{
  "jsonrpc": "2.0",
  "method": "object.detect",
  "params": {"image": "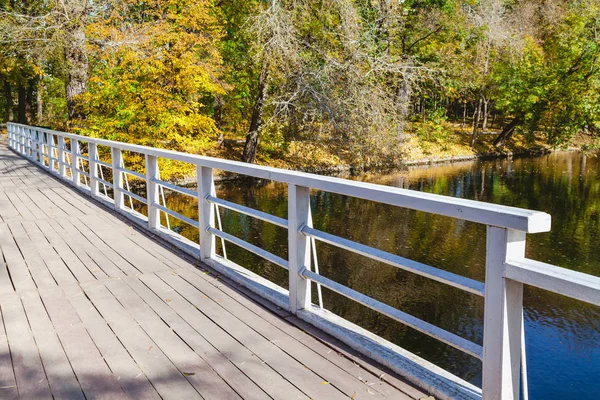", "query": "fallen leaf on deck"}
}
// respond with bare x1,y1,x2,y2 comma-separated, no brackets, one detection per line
320,381,330,385
183,372,196,376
